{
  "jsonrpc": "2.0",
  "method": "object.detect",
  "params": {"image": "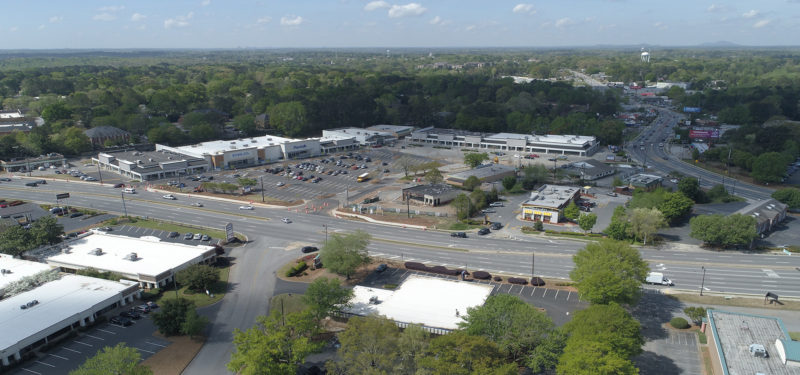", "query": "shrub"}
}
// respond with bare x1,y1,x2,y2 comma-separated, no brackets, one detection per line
508,277,528,285
383,284,398,289
472,271,492,280
530,277,545,286
493,276,502,282
286,261,308,277
670,317,690,329
405,262,426,271
534,221,544,231
698,332,707,344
